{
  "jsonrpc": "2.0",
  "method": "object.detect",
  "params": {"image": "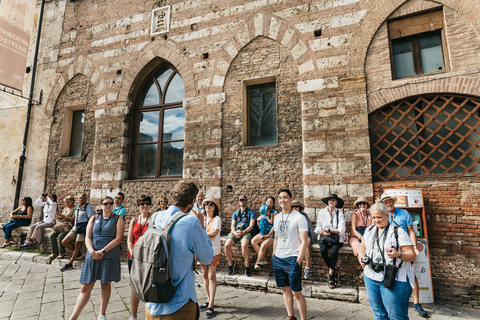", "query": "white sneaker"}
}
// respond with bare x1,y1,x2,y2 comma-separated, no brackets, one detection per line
98,315,106,320
128,317,137,320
